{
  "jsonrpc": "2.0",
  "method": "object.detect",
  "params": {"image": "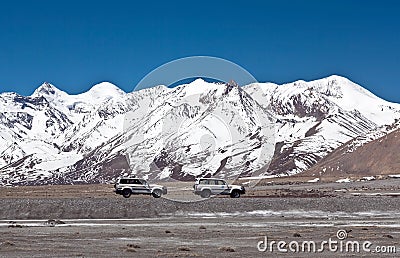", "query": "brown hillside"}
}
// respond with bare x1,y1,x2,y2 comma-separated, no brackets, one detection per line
303,129,400,179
